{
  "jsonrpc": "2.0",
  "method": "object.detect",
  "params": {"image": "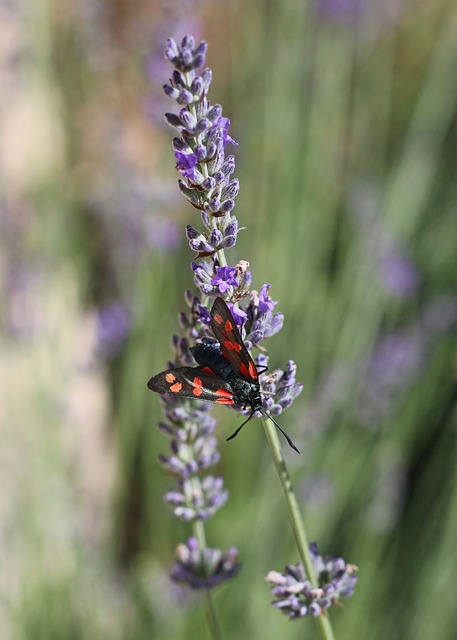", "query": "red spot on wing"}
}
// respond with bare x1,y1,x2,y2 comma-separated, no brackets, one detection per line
239,362,249,377
224,319,233,331
213,312,224,325
215,388,234,404
169,382,182,393
202,366,214,374
223,340,242,353
165,373,176,383
192,377,204,397
216,388,233,398
248,361,258,379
